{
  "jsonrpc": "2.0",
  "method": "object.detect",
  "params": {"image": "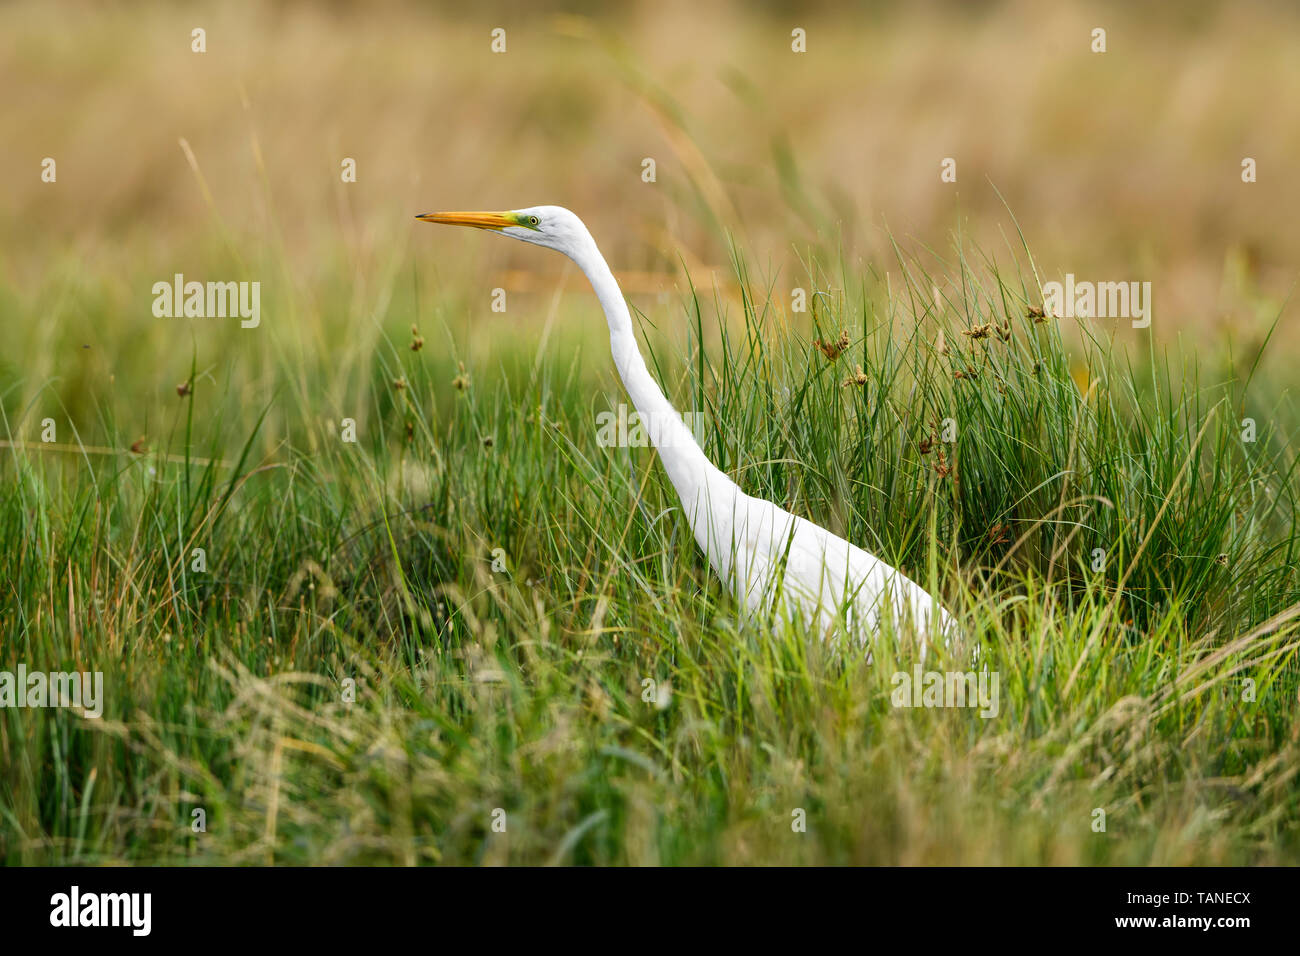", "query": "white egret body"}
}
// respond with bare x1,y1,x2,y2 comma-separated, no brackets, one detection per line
418,206,954,650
